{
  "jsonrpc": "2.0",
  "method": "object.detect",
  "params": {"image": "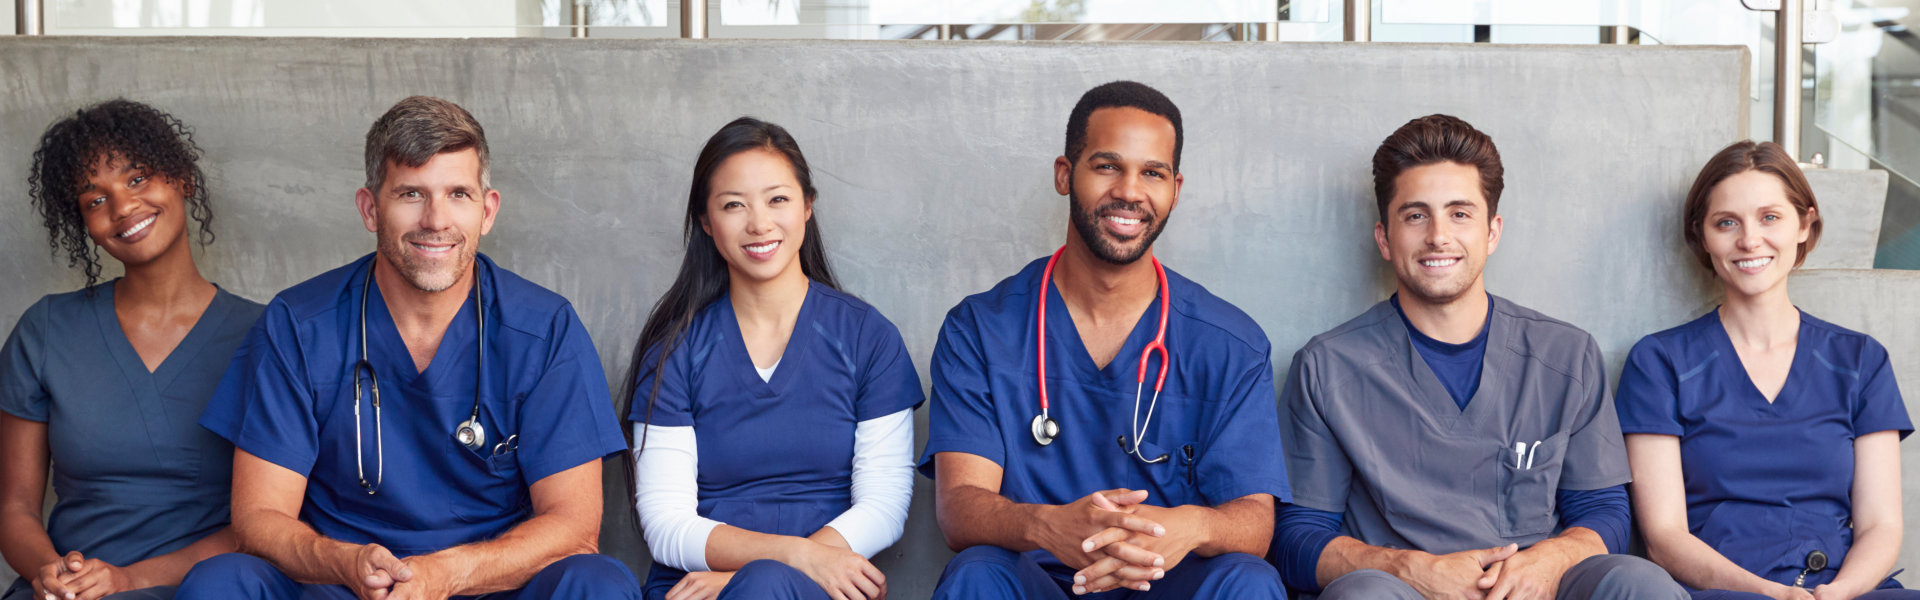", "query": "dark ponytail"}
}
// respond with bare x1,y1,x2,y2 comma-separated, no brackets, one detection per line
621,117,840,452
